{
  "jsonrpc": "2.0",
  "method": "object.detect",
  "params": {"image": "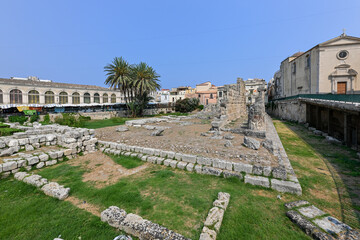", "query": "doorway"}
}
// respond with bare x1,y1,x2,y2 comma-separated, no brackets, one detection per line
337,82,347,94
